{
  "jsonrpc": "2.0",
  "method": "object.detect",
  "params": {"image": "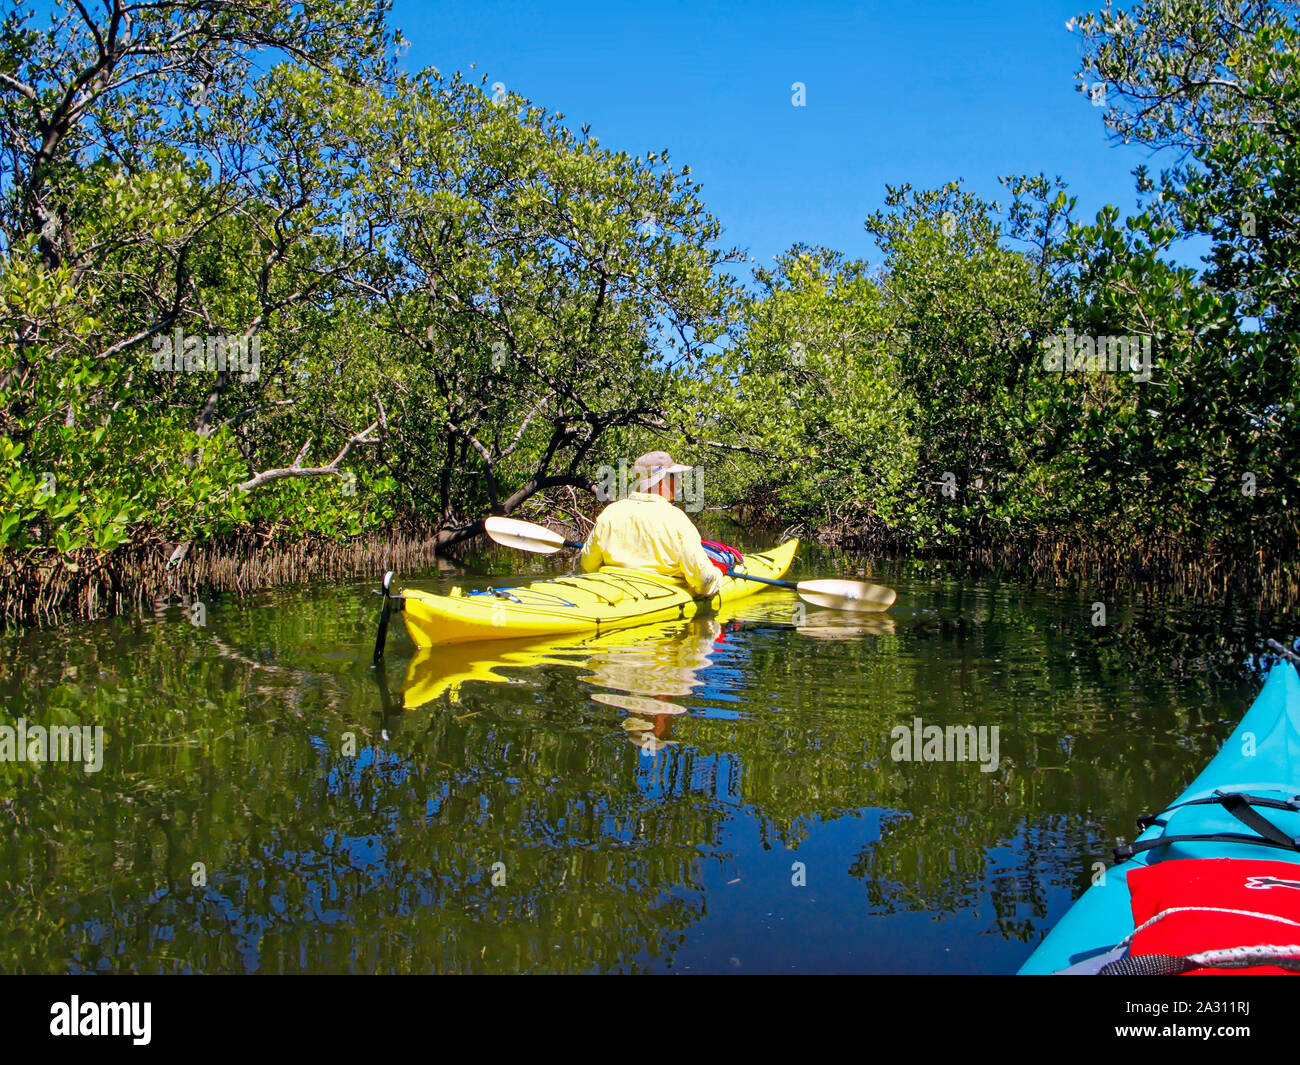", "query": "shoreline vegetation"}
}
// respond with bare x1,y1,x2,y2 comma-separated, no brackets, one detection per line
7,503,1296,629
3,3,1299,632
